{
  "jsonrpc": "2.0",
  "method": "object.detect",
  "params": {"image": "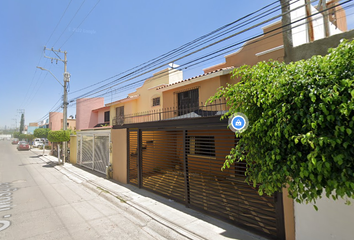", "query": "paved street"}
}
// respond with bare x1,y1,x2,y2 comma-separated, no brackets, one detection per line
0,141,165,240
